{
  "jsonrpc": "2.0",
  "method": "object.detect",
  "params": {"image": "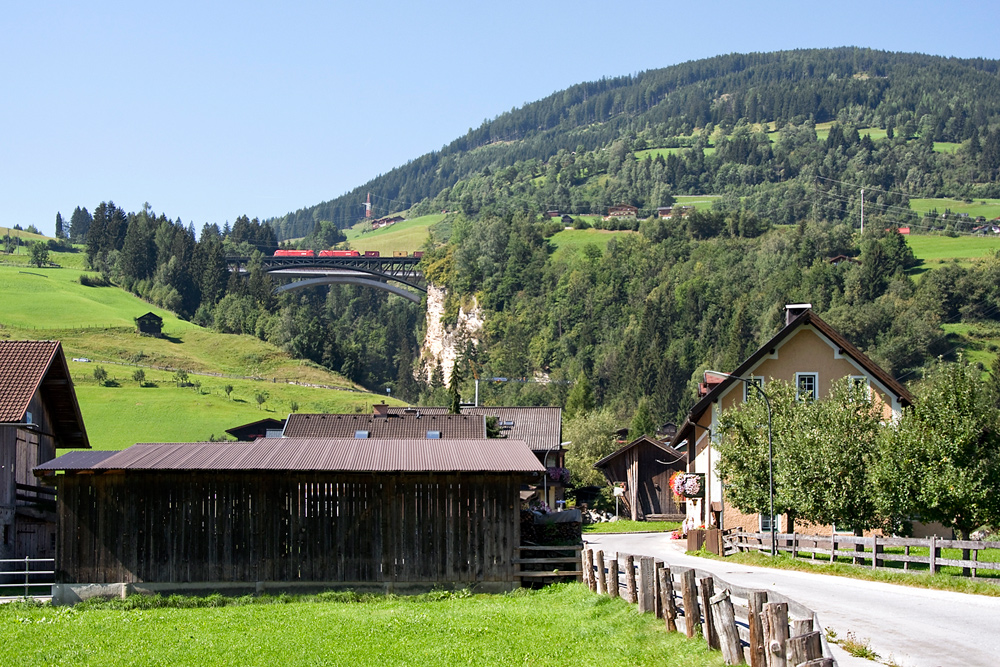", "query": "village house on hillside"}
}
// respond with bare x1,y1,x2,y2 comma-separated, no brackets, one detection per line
0,341,89,561
135,312,163,337
670,304,915,536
